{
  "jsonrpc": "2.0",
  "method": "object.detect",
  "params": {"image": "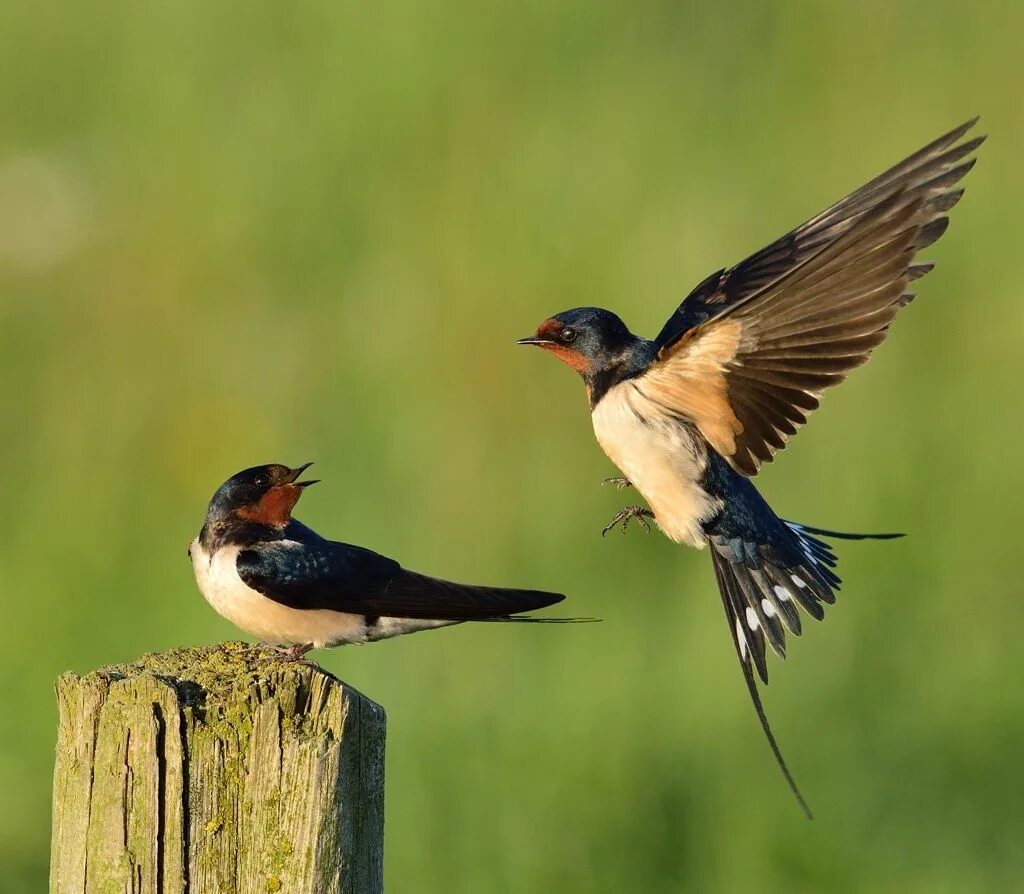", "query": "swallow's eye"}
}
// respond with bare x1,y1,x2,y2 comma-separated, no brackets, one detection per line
560,327,577,343
254,474,270,489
